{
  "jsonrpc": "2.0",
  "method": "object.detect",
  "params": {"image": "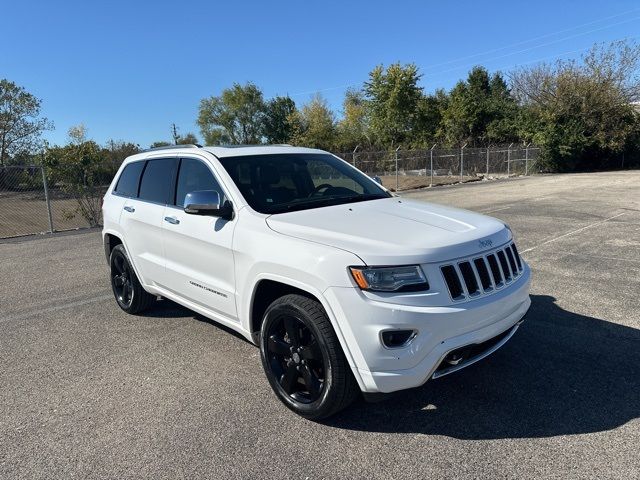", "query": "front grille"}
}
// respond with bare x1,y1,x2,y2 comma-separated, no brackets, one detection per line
440,242,524,302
